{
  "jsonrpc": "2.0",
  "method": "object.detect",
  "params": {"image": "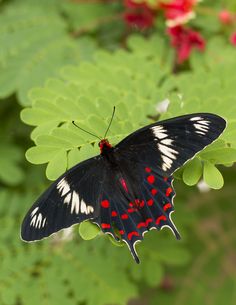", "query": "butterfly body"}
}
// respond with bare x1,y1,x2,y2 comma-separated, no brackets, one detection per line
21,113,226,263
